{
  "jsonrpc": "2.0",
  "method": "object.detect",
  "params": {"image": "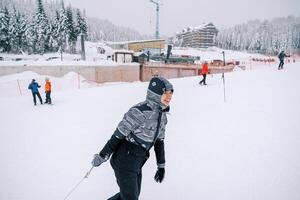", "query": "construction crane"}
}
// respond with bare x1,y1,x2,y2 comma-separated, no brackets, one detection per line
149,0,161,39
